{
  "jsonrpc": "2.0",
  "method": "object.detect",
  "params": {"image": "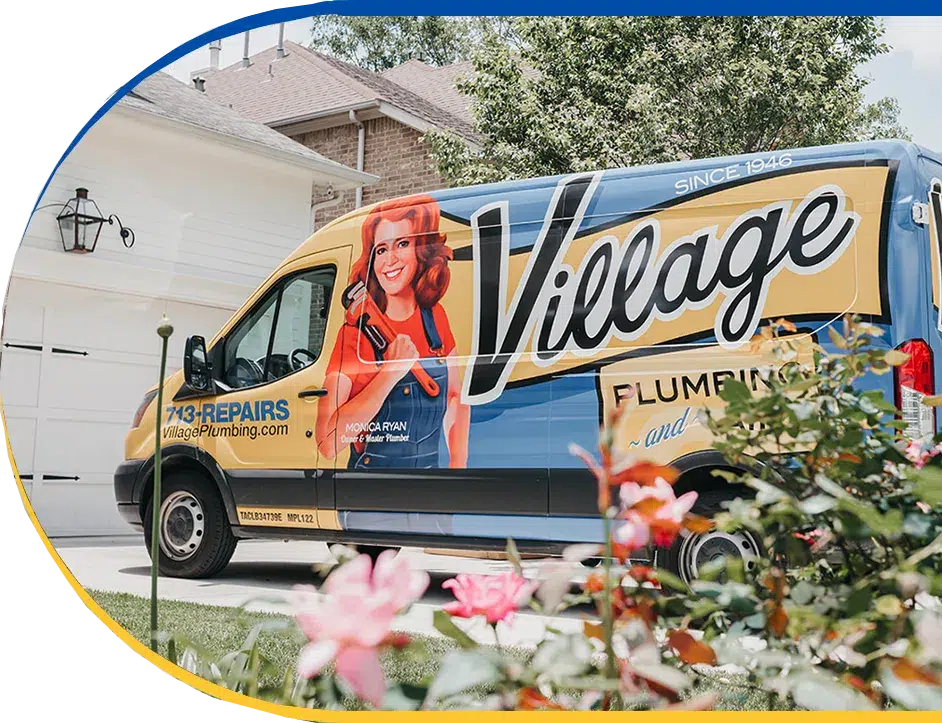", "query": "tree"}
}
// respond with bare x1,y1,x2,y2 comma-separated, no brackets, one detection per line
428,17,909,186
309,15,517,72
